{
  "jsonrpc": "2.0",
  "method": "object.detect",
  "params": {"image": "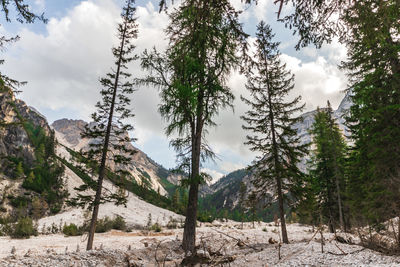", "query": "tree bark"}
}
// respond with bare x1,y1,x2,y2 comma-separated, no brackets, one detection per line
276,176,289,243
182,129,201,253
